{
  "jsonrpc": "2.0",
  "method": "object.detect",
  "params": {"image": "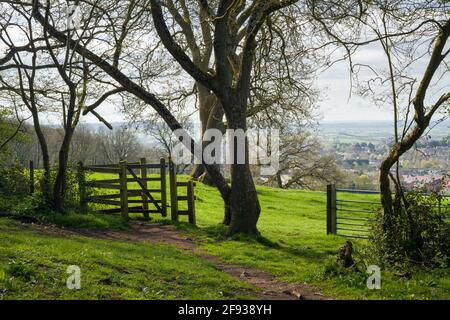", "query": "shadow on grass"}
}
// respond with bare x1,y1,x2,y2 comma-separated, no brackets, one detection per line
167,219,337,262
